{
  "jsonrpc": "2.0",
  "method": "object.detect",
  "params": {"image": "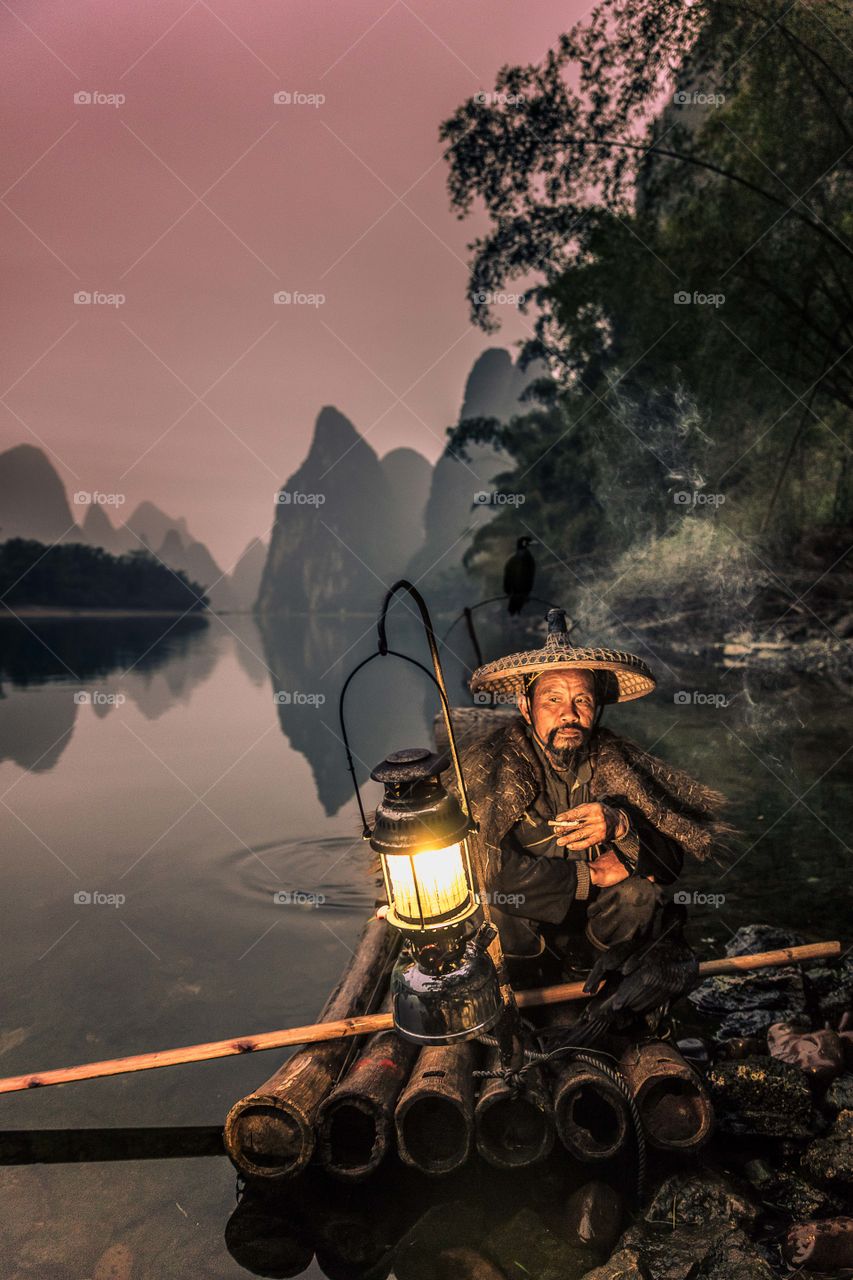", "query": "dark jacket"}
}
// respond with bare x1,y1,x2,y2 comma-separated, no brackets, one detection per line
445,715,731,956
